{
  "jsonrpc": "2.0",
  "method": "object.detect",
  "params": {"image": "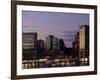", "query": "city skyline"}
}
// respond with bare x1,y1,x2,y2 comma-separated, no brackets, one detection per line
22,11,89,47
